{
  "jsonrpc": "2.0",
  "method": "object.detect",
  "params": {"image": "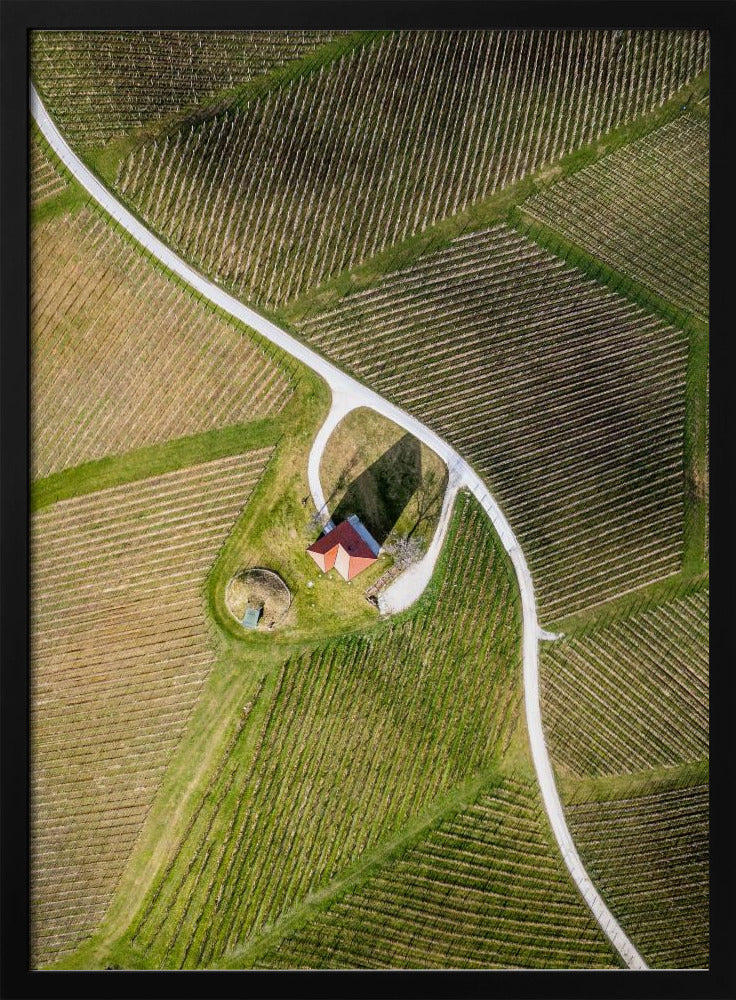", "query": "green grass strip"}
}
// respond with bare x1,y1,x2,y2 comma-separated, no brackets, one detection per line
549,570,709,636
559,758,709,807
31,418,281,512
